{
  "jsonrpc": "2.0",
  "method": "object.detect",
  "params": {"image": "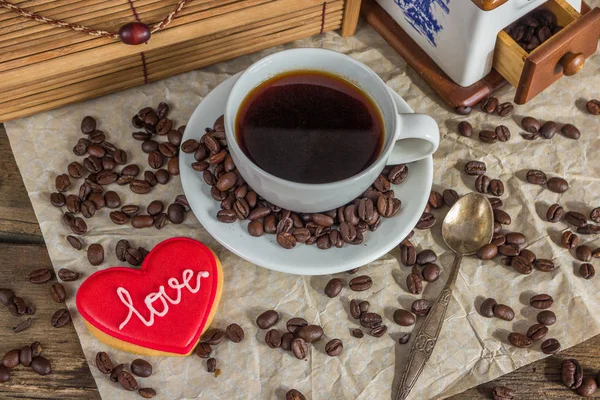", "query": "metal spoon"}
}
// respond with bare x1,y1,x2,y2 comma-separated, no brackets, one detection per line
396,192,494,400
